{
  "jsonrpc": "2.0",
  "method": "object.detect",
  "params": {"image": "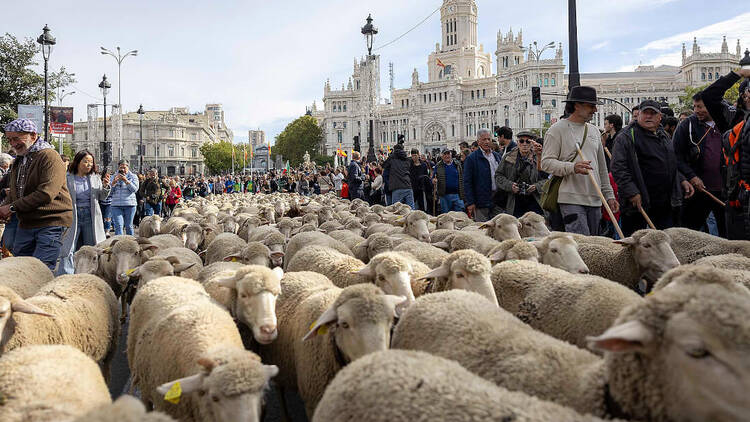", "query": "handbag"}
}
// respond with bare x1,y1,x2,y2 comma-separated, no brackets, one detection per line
541,124,588,212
